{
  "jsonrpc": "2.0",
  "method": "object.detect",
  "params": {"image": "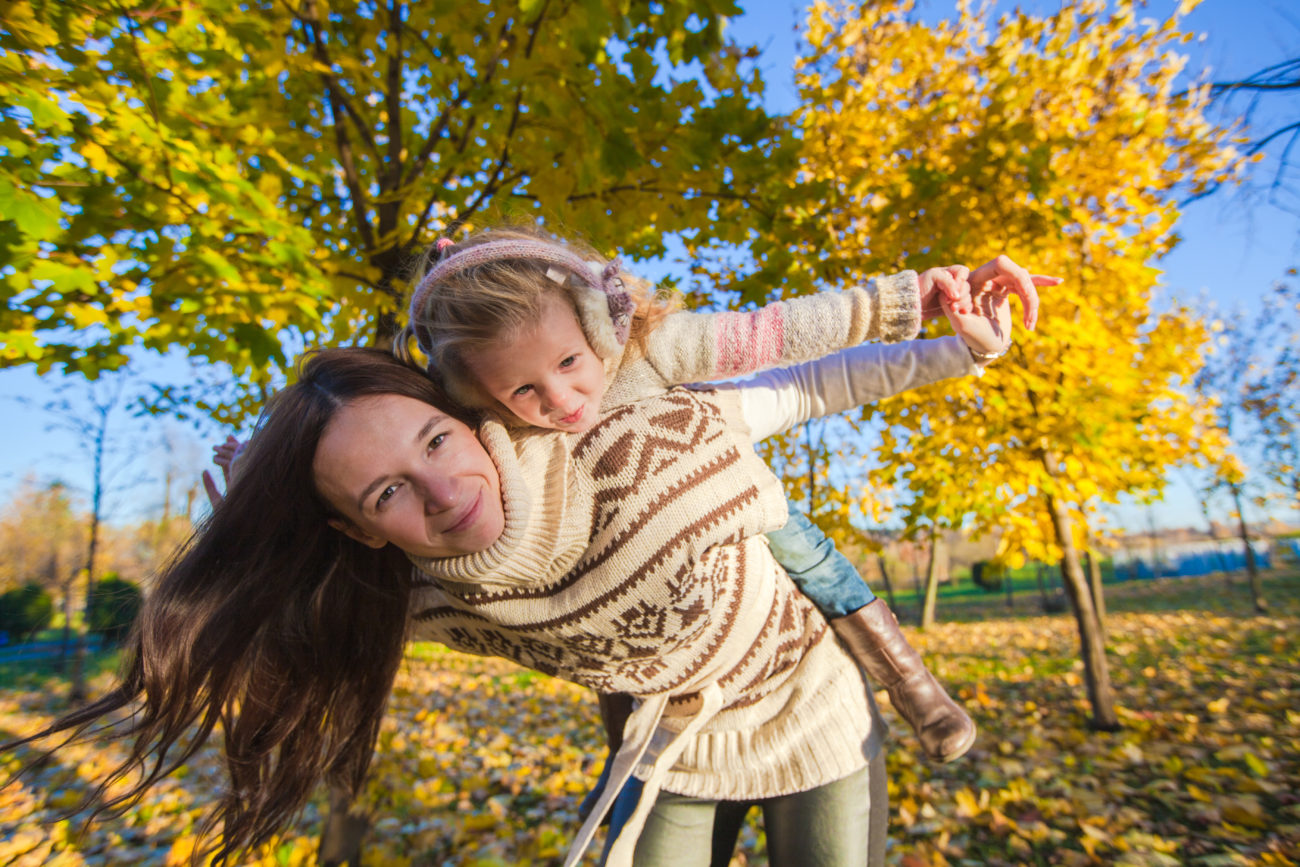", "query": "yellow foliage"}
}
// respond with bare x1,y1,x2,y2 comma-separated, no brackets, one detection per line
786,0,1243,563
